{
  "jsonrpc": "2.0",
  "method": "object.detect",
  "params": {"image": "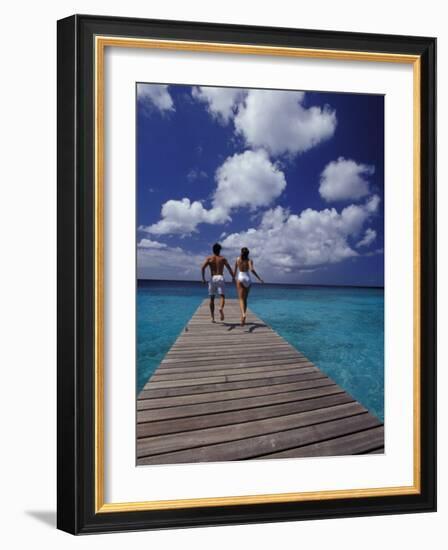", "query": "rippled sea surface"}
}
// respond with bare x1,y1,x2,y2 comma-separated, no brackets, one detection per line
137,280,384,421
